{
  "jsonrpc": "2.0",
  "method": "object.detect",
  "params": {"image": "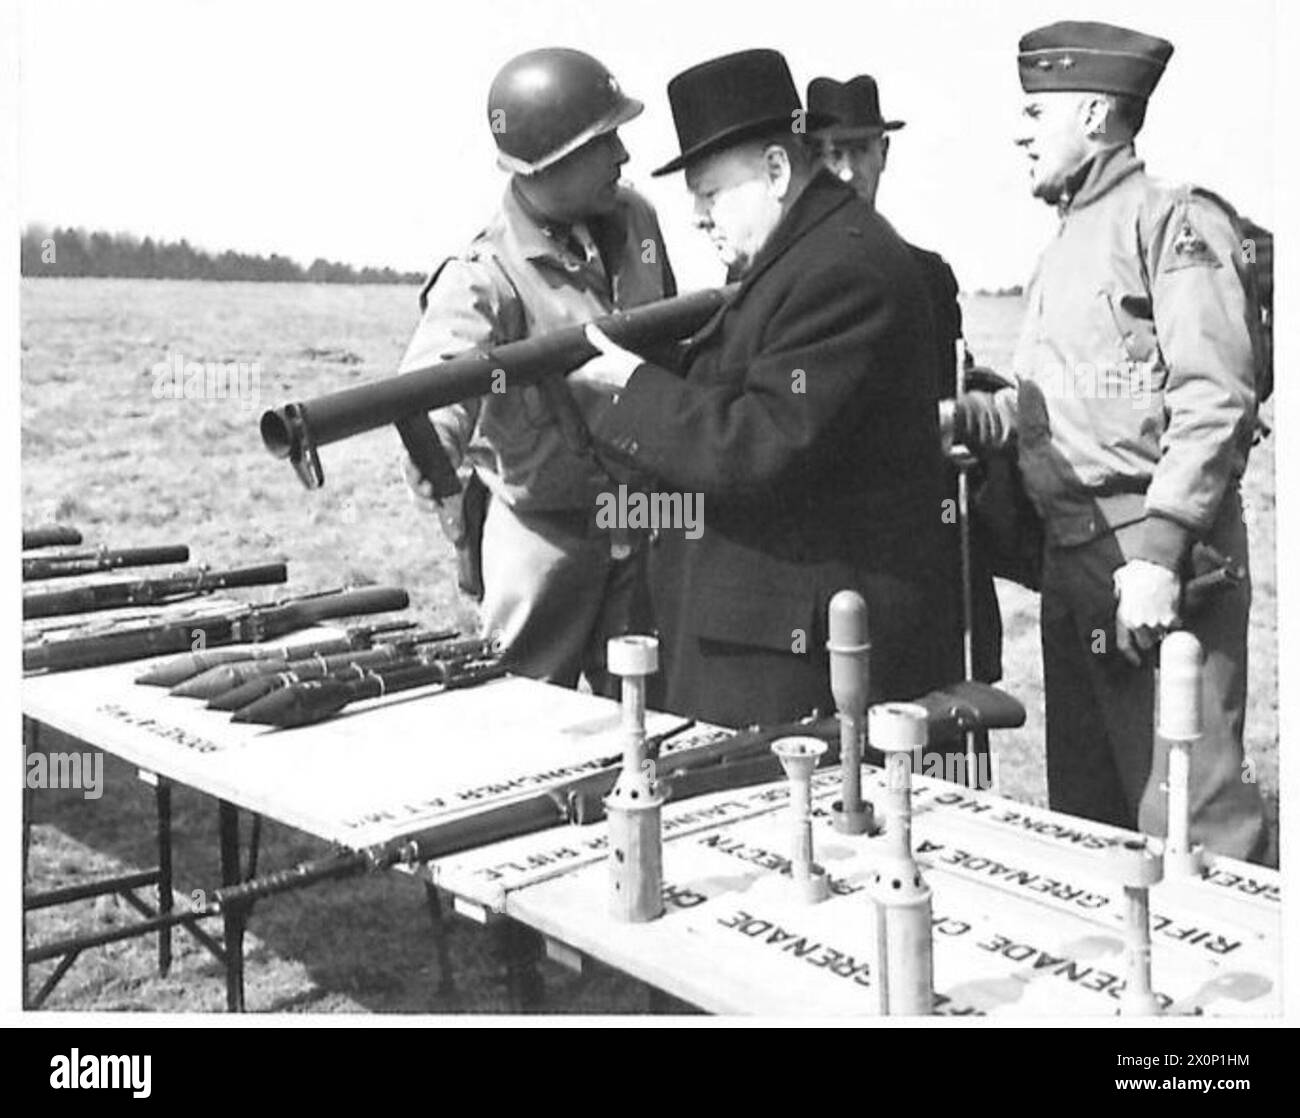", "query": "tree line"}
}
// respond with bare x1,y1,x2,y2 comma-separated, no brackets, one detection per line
20,226,425,285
